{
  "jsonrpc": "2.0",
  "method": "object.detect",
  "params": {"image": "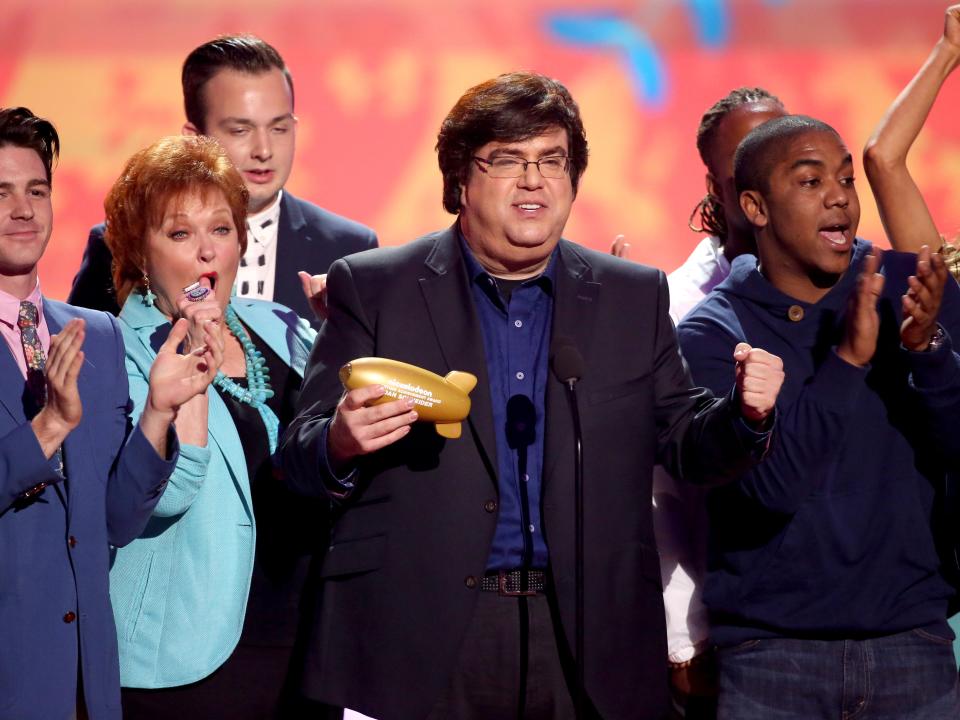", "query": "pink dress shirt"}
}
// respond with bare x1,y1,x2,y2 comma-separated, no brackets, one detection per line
0,281,51,380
